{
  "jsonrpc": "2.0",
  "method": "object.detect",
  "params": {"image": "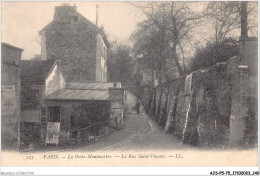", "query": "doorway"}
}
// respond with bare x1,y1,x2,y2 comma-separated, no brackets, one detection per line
48,106,61,122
